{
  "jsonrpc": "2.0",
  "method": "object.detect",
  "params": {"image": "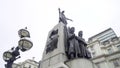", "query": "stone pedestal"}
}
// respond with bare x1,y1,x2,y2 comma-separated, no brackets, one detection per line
48,62,69,68
66,58,97,68
40,23,68,68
